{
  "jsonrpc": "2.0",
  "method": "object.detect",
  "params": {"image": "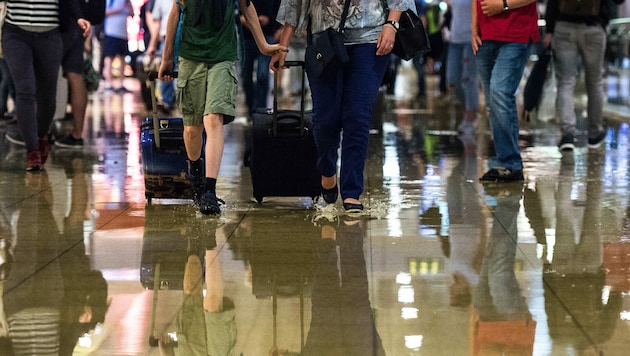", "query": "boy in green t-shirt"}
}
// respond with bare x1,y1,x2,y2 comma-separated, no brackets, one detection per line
159,0,285,215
